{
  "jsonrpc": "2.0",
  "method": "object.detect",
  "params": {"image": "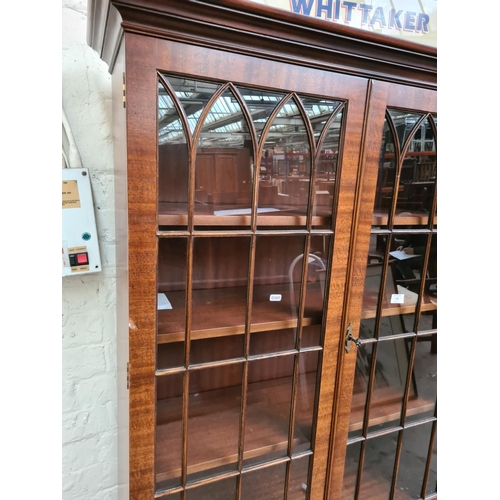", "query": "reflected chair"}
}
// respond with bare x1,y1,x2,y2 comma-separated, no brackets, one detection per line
391,260,437,354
